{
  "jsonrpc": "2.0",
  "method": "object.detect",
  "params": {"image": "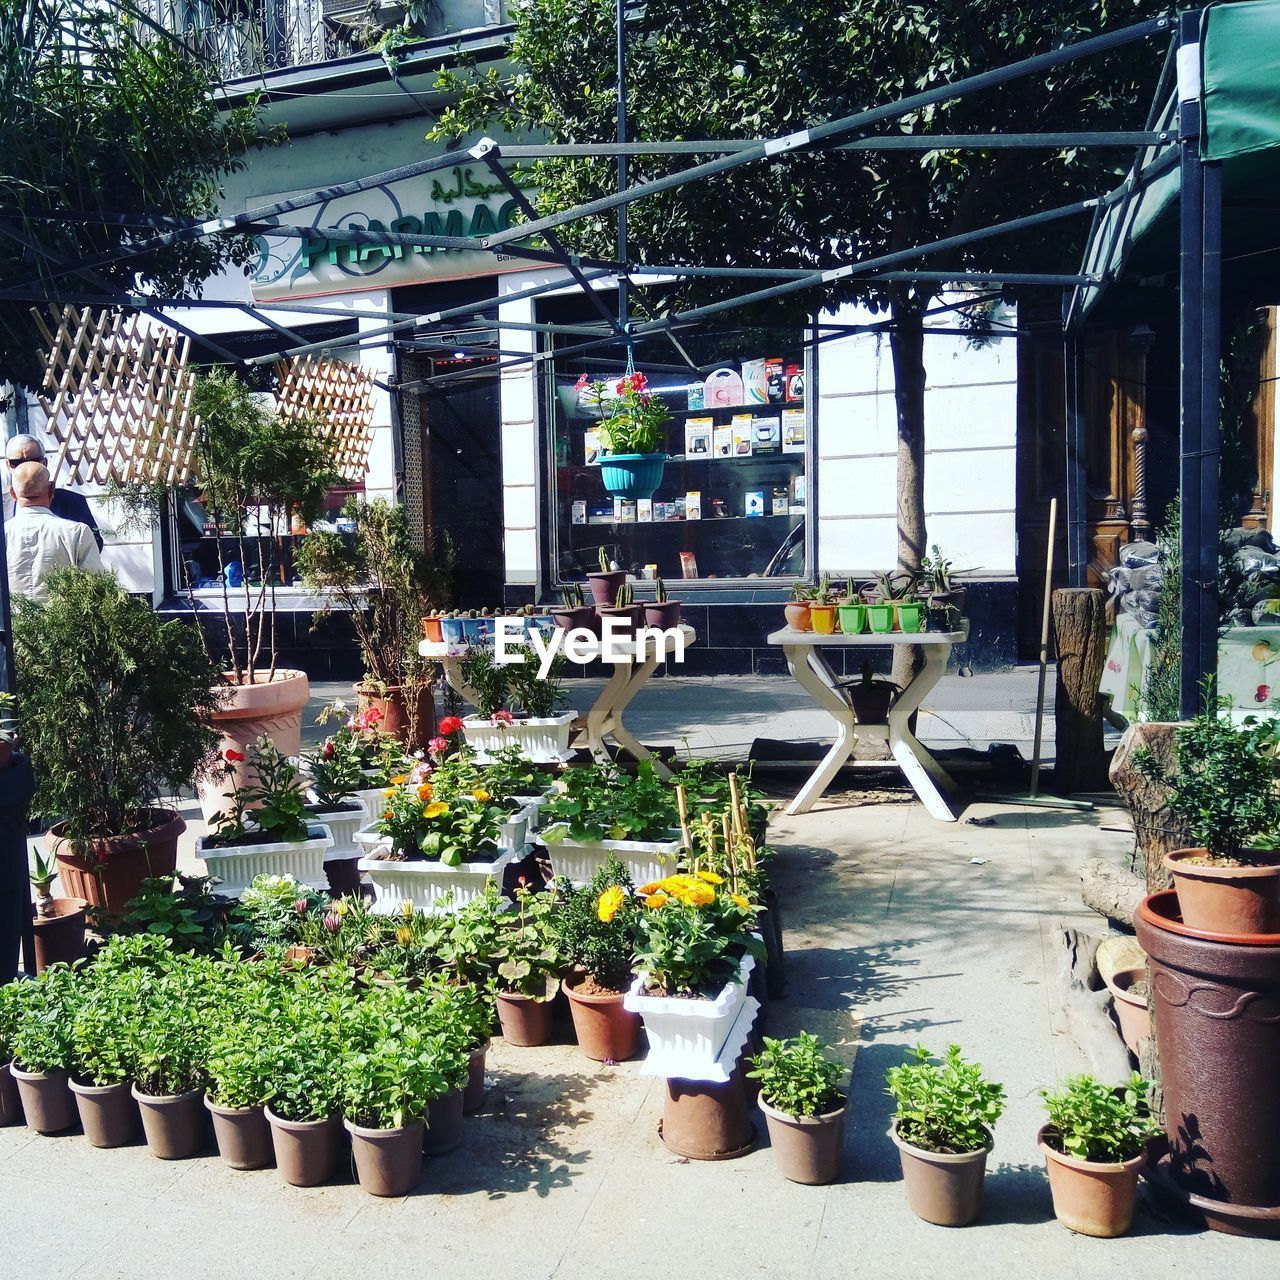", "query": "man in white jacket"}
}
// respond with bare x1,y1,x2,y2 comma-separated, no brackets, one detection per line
6,461,104,601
